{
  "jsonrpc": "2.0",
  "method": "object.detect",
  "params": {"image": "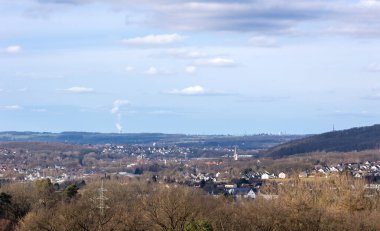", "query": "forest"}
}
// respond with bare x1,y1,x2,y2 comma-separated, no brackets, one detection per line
265,124,380,158
1,175,380,231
